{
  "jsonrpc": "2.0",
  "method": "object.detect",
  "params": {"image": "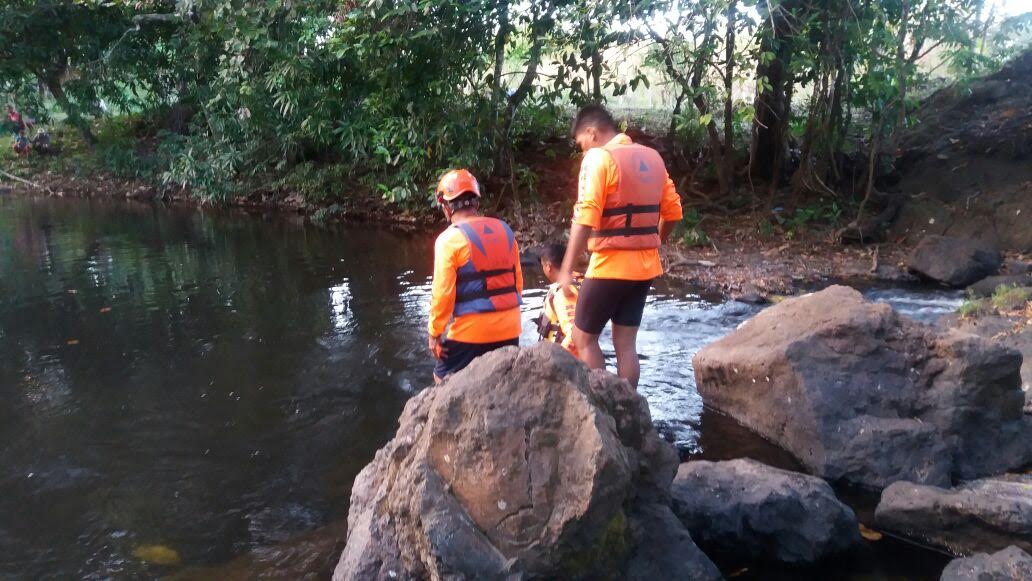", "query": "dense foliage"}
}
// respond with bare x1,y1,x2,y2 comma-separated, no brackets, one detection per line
1,0,1028,209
